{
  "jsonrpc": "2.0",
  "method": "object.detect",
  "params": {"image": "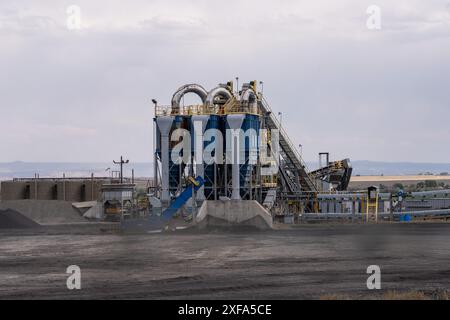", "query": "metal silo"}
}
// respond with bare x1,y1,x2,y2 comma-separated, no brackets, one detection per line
156,116,174,202
203,114,222,200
